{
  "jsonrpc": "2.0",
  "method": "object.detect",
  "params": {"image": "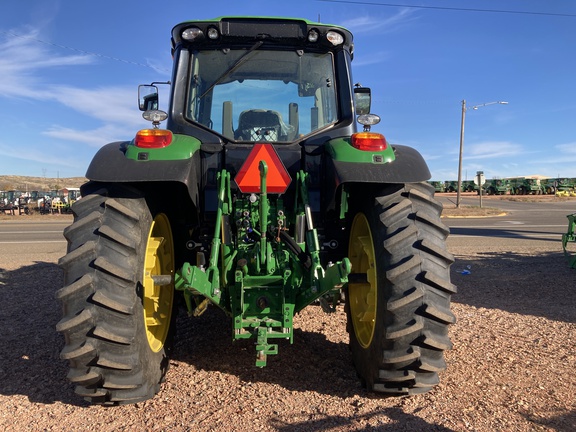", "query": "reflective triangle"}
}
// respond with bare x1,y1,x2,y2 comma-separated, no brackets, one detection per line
235,144,292,194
